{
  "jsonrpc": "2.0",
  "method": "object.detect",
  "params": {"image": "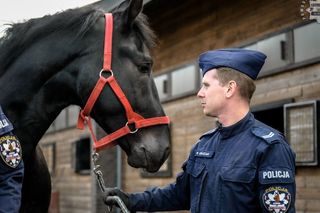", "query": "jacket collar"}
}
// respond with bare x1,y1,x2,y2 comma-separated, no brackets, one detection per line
218,112,254,139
